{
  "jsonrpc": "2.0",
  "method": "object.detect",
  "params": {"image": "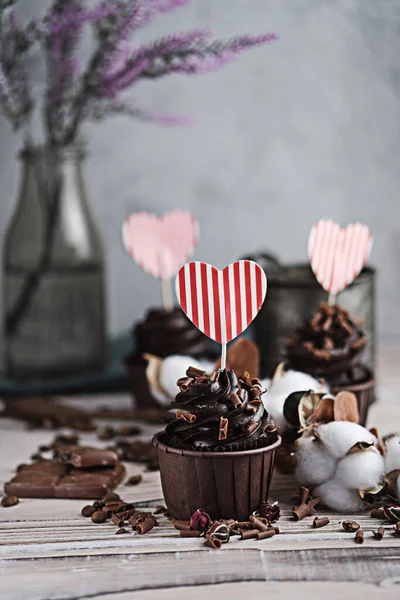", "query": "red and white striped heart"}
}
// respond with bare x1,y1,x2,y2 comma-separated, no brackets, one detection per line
308,219,372,296
122,210,198,279
175,260,267,344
